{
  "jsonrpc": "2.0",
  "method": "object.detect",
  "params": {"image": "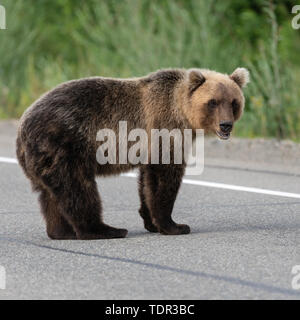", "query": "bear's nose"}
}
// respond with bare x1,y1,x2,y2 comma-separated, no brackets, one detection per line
219,121,233,133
